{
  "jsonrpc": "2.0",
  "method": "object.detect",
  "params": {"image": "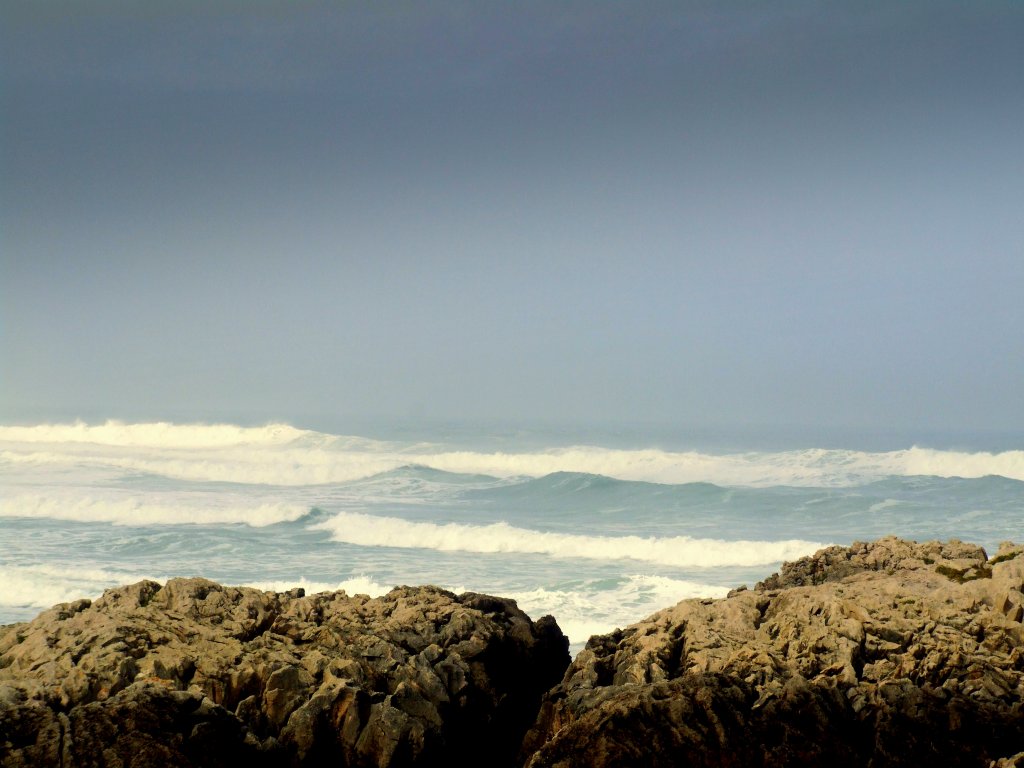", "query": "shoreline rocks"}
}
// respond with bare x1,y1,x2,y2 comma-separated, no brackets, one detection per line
2,537,1023,766
0,581,569,767
522,537,1024,767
